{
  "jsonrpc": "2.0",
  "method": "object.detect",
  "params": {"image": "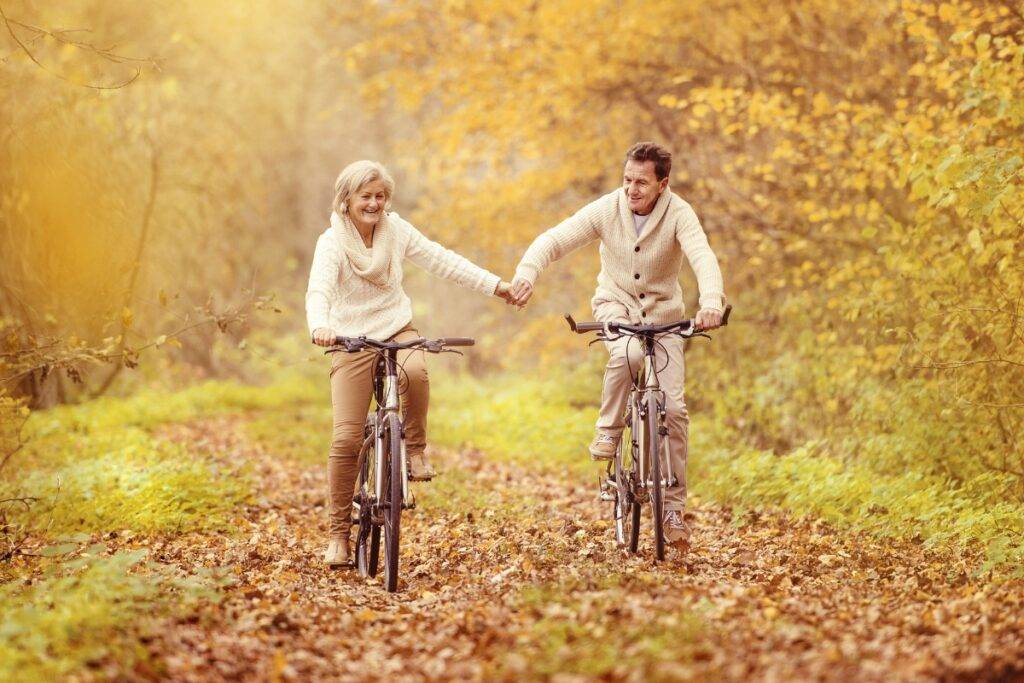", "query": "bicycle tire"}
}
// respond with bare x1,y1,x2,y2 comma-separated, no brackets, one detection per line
615,412,641,553
646,393,666,561
355,429,380,578
382,413,403,592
